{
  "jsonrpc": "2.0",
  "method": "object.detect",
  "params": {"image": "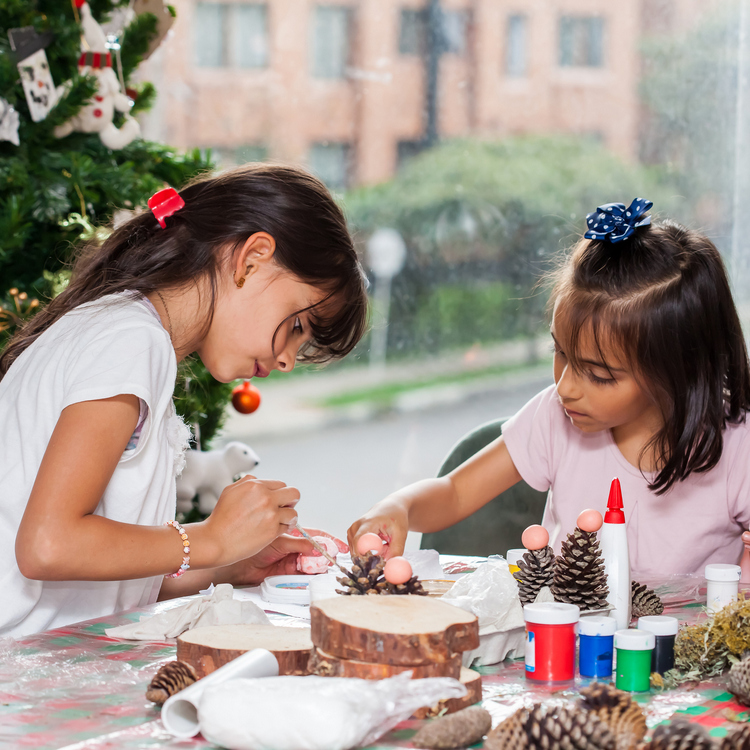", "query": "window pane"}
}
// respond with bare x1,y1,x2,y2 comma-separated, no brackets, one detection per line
309,143,350,189
399,9,426,56
312,7,350,79
195,3,226,67
232,4,269,69
560,16,605,68
442,10,469,55
235,144,268,163
506,14,527,76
